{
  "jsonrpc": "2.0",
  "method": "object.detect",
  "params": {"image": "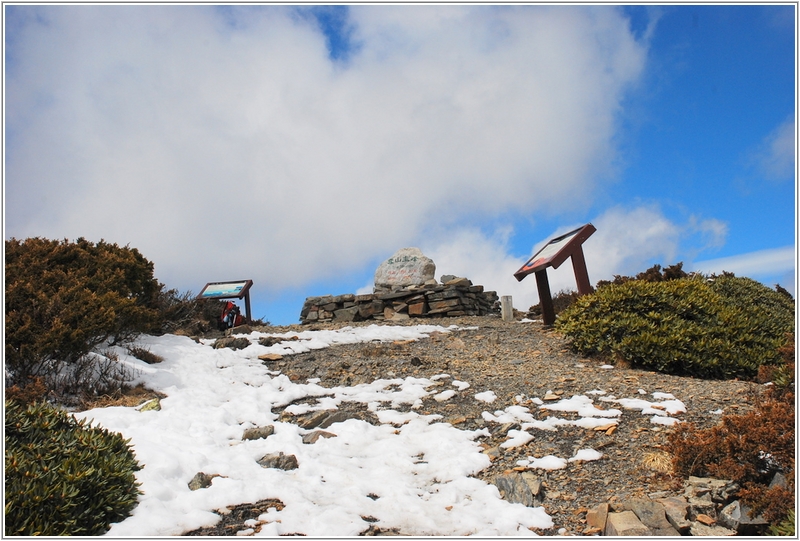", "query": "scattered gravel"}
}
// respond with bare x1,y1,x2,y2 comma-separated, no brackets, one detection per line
185,315,763,536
